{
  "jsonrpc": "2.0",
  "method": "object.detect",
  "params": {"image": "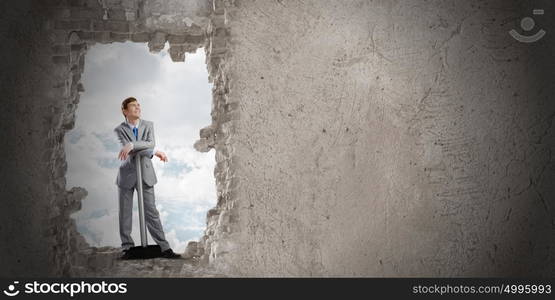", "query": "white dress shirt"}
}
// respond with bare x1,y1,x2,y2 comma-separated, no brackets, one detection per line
125,118,157,156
